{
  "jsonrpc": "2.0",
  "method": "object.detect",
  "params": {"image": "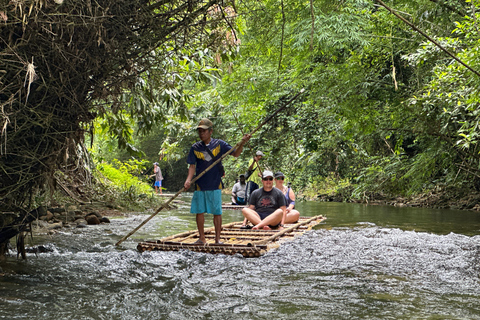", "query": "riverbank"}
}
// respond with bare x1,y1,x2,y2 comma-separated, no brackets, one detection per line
30,202,124,236
30,197,184,235
316,186,480,212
